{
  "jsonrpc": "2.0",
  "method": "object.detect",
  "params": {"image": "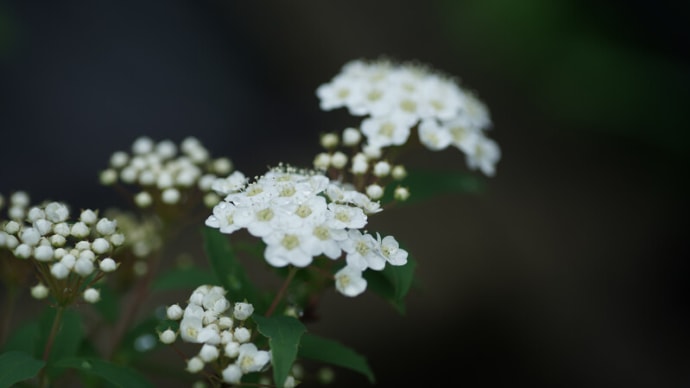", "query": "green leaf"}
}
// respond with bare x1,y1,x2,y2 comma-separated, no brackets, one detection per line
364,254,417,314
54,357,153,388
201,227,259,304
298,333,375,384
253,315,306,387
151,266,217,291
383,170,484,205
1,320,40,356
0,351,45,388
